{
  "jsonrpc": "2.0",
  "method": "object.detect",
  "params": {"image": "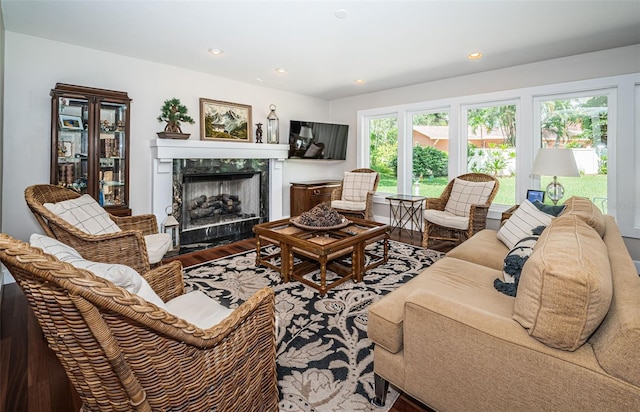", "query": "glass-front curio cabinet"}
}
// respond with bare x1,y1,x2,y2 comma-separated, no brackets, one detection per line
50,83,132,216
